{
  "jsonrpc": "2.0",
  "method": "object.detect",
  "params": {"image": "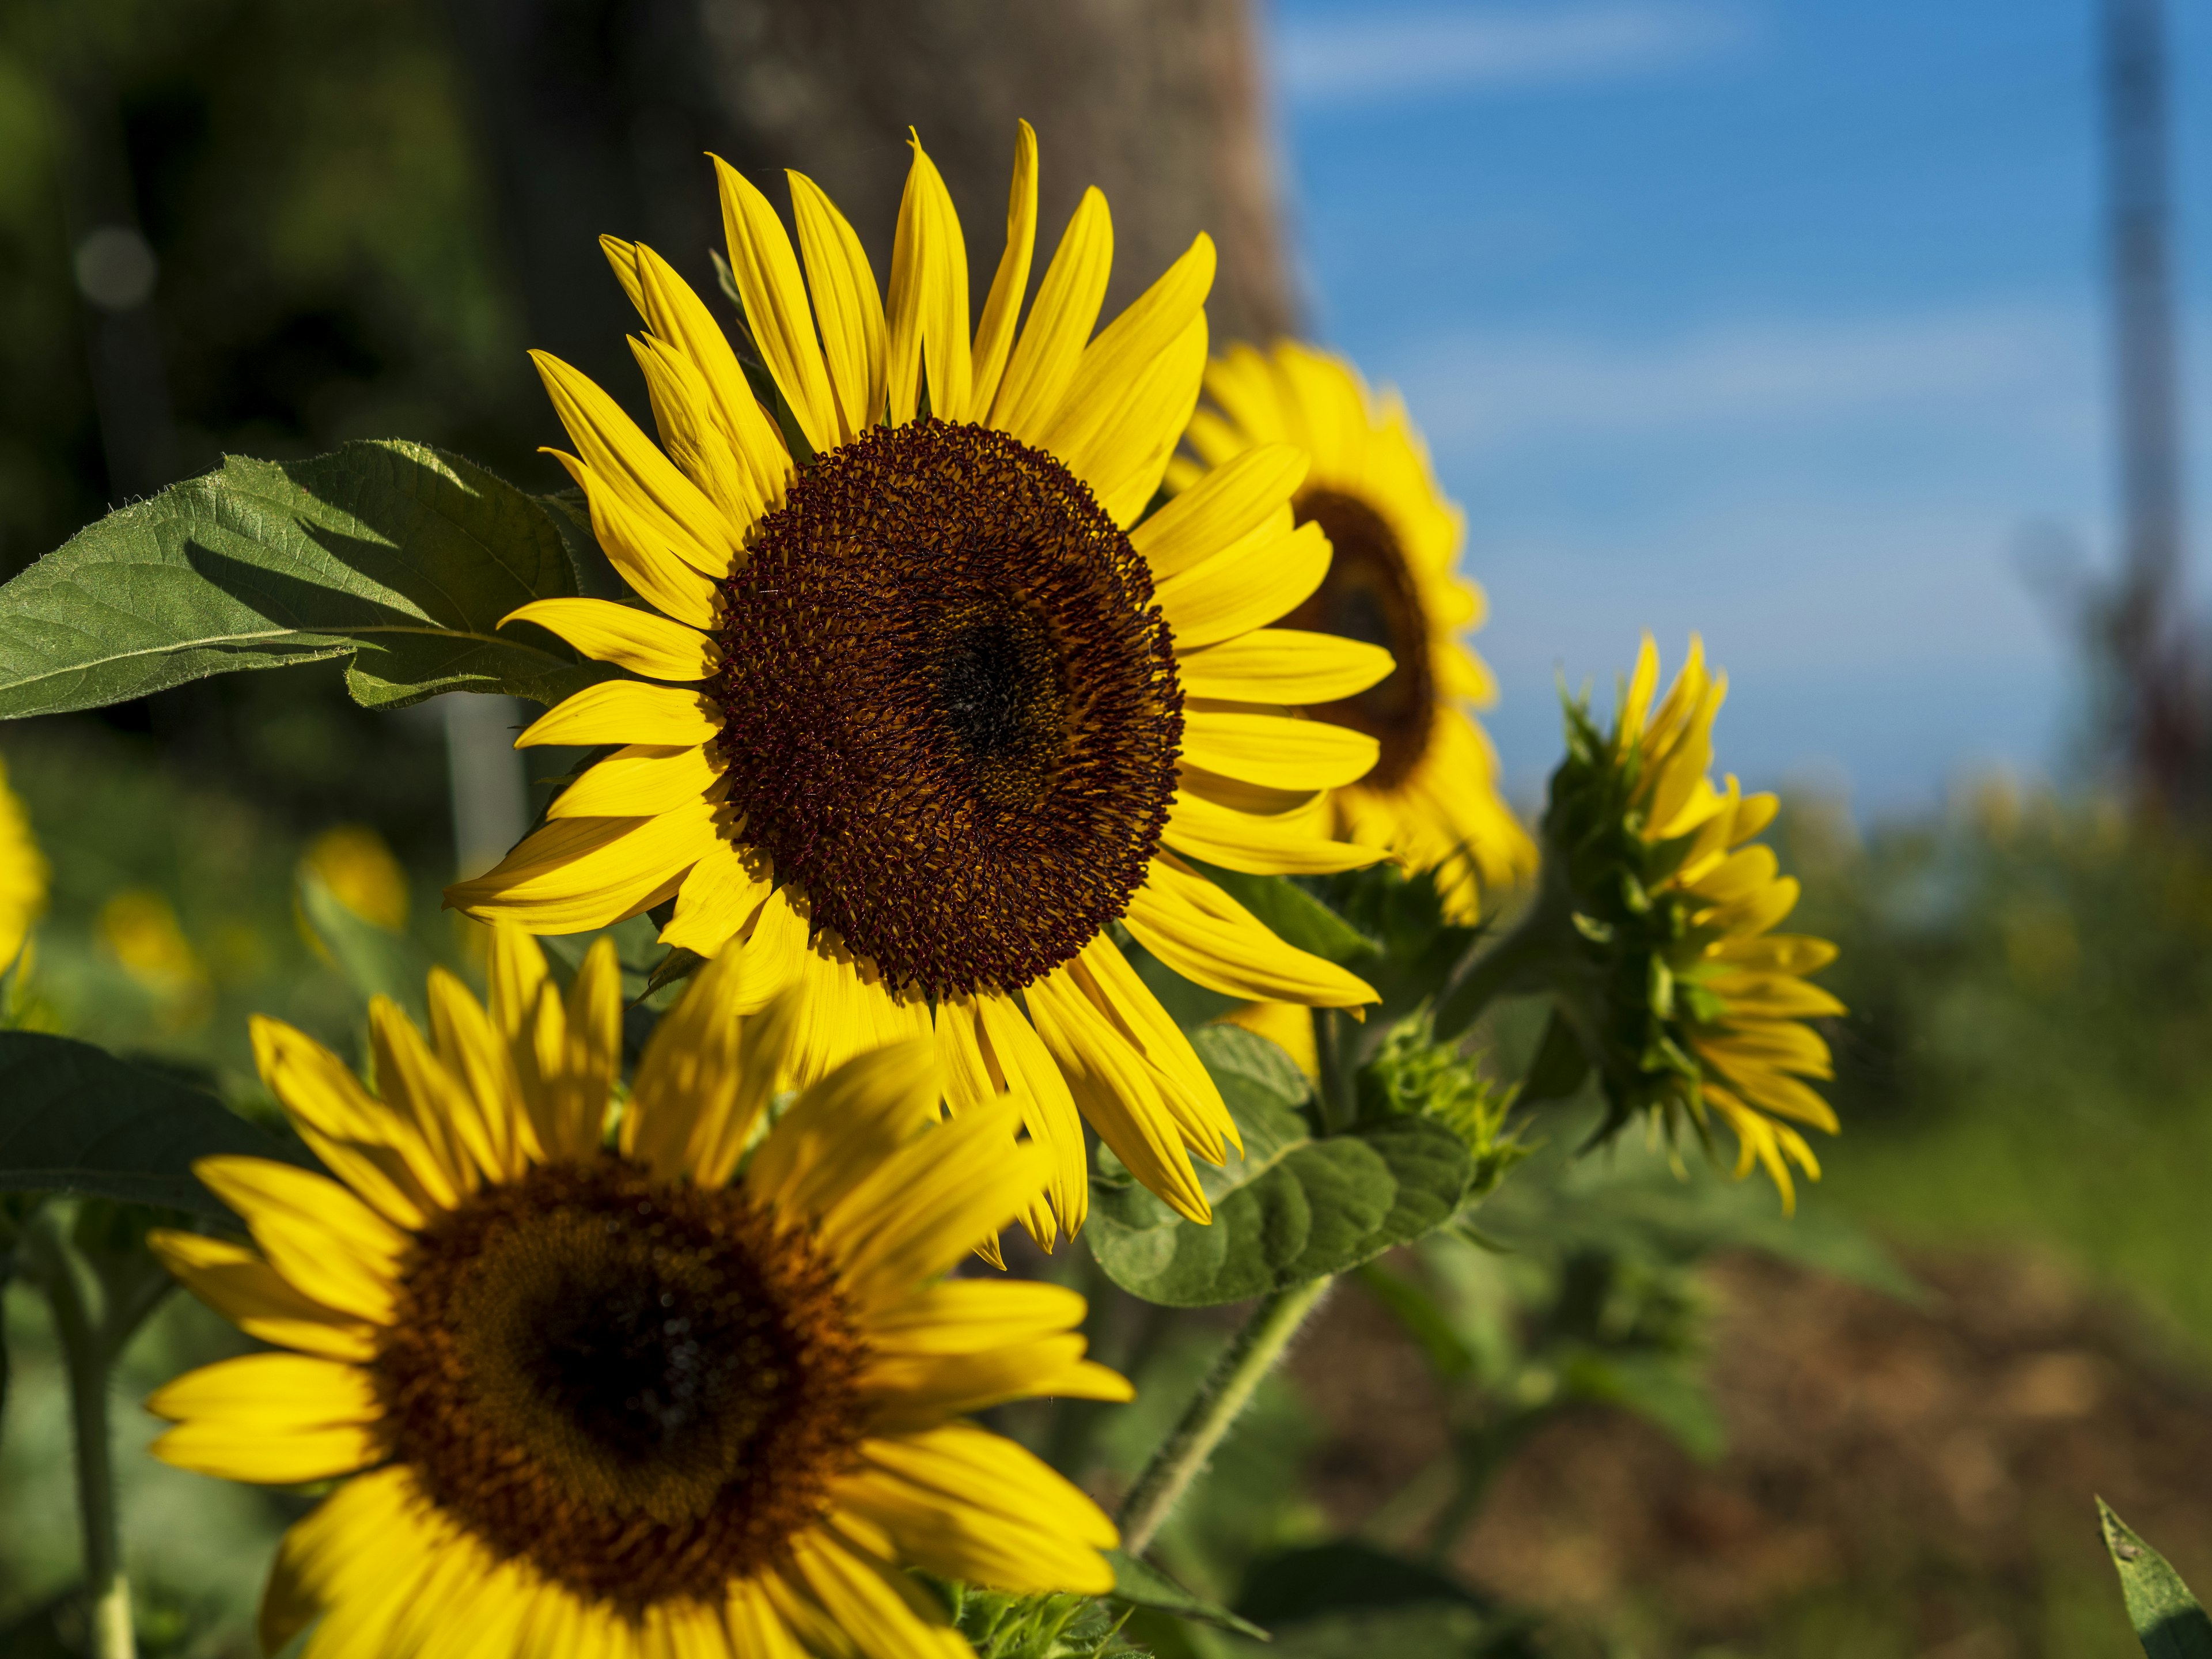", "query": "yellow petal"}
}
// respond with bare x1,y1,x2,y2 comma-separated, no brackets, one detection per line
1131,441,1306,581
1025,960,1211,1224
547,743,721,820
858,1340,1133,1429
937,991,1088,1244
838,1436,1117,1592
1183,708,1380,790
248,1016,434,1231
629,243,792,523
1179,628,1393,704
148,1353,382,1483
1161,786,1389,876
424,966,529,1180
1155,519,1330,649
503,599,715,683
444,802,717,934
860,1279,1088,1353
785,1531,969,1659
712,156,838,456
1082,310,1211,528
364,998,476,1205
1125,855,1378,1008
193,1157,406,1324
969,120,1039,420
624,337,755,565
746,1038,944,1222
549,449,723,630
820,1100,1050,1305
528,351,738,574
779,927,934,1091
789,170,887,444
516,679,721,749
659,838,774,959
885,132,972,424
147,1230,376,1361
989,187,1111,440
1036,233,1214,467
